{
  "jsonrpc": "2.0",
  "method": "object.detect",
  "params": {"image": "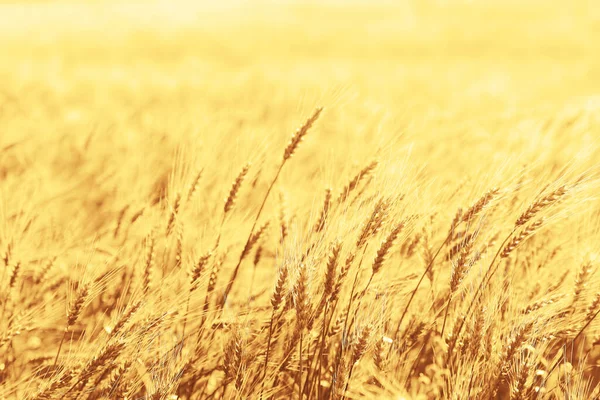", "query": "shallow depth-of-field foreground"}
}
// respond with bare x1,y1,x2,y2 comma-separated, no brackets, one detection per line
2,1,600,399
